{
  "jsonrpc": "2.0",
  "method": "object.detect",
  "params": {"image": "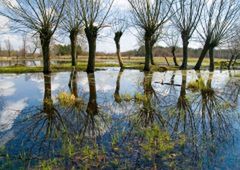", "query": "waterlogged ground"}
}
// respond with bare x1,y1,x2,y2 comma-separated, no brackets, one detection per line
0,68,240,169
